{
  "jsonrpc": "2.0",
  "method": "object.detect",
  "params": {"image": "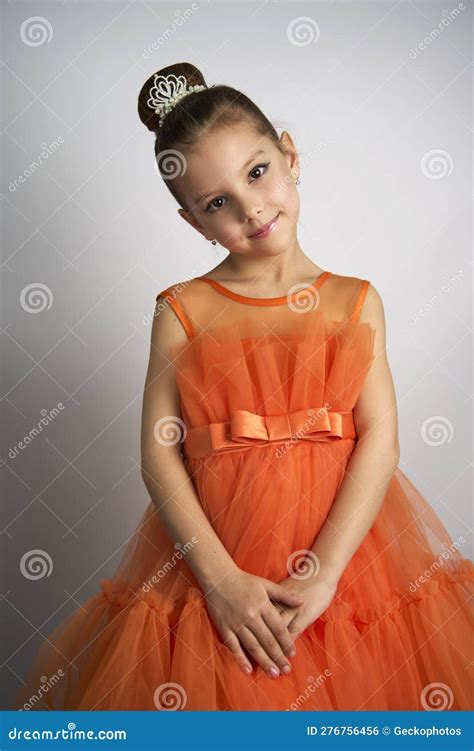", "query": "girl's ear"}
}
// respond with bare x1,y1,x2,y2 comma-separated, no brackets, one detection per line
279,130,300,175
177,208,208,239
